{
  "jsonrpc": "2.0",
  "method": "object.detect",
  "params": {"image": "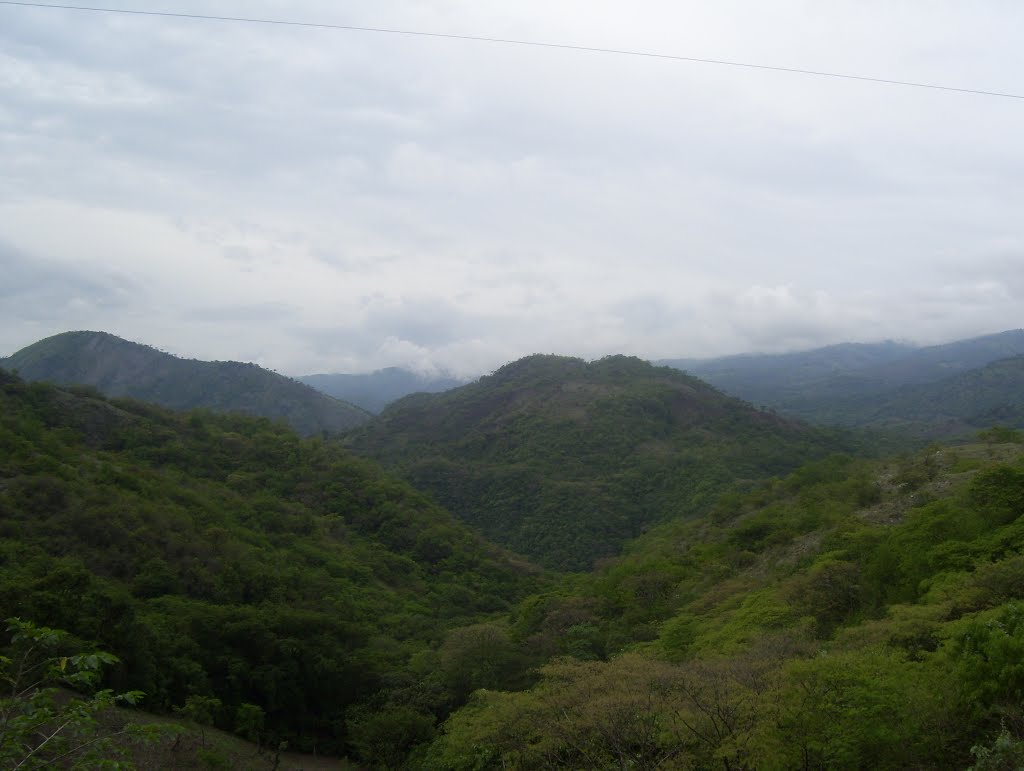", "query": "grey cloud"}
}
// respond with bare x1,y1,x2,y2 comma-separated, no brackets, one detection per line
0,240,134,310
3,1,1024,374
0,240,139,355
189,302,299,323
